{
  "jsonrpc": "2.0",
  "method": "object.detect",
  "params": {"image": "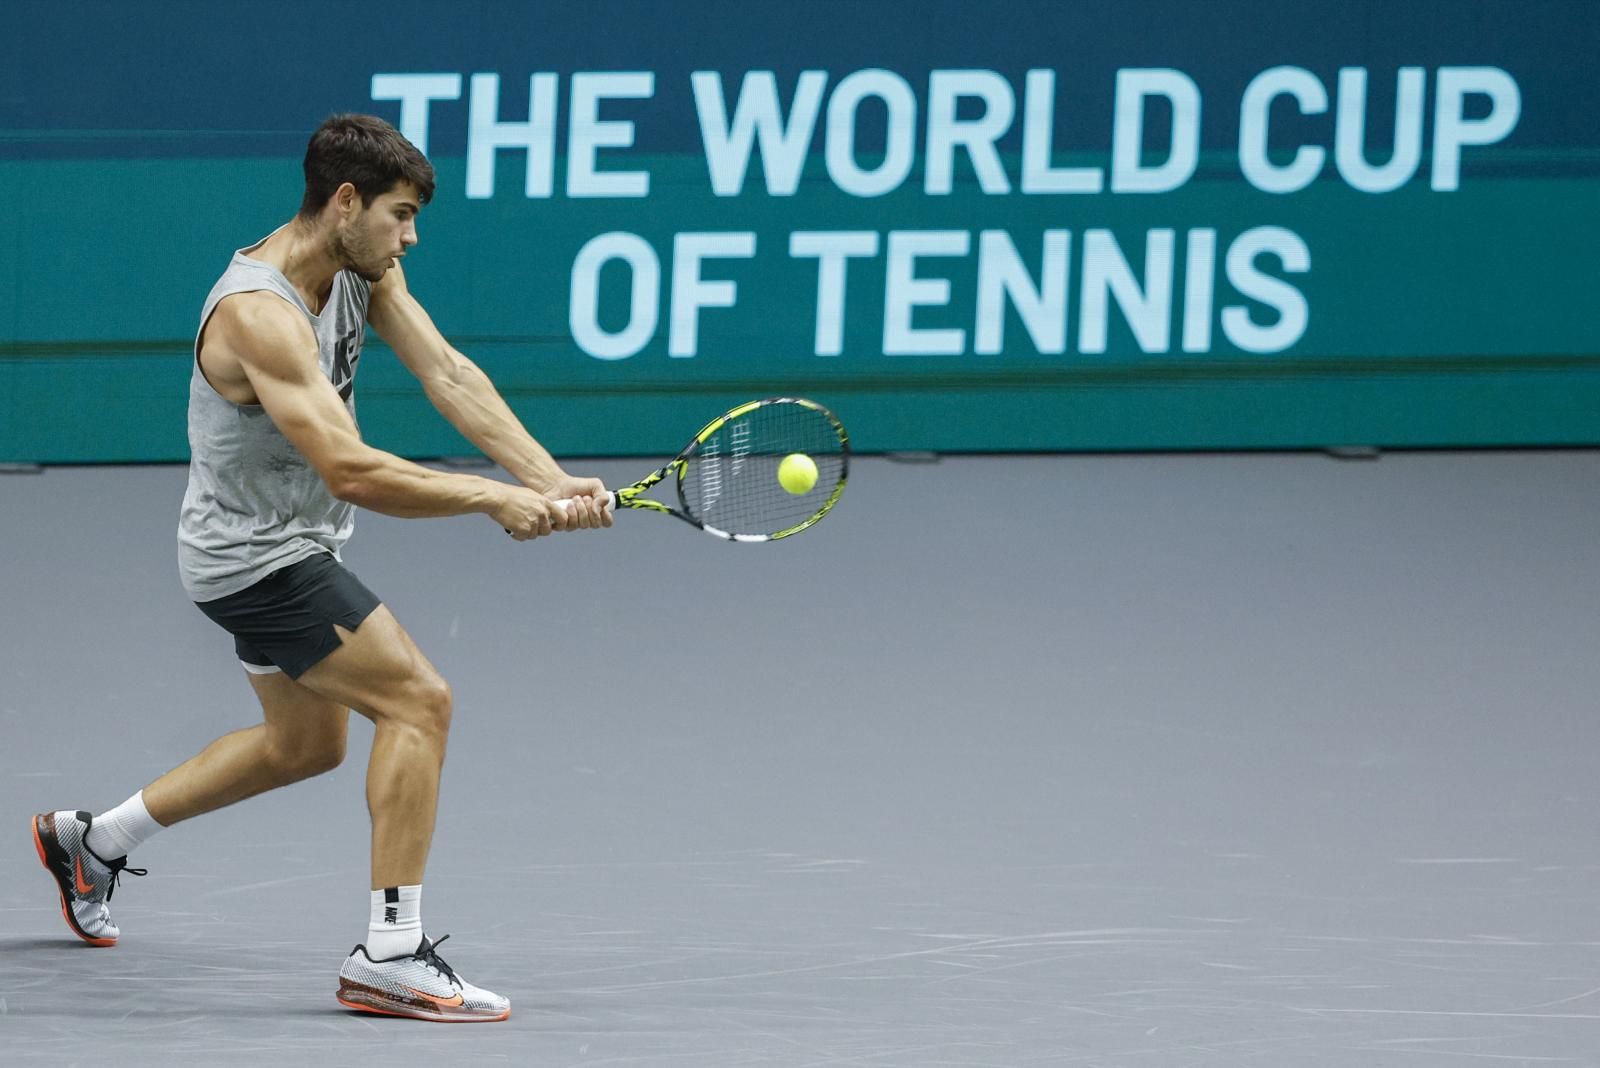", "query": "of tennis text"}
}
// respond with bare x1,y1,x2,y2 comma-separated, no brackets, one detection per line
370,66,1519,359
